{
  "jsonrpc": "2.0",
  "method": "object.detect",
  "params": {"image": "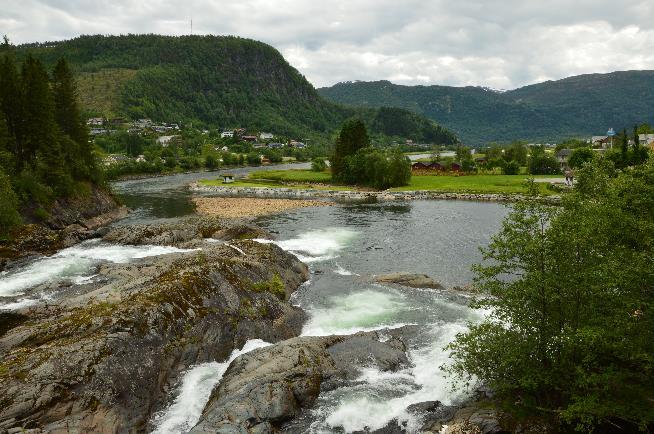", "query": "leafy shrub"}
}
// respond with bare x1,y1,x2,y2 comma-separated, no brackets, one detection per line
503,160,520,175
341,147,411,189
311,157,326,172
